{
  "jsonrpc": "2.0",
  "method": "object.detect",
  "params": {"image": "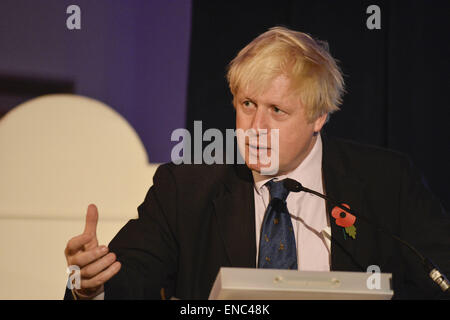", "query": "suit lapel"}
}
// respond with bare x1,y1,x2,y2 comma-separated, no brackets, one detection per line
322,134,367,272
213,164,257,268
